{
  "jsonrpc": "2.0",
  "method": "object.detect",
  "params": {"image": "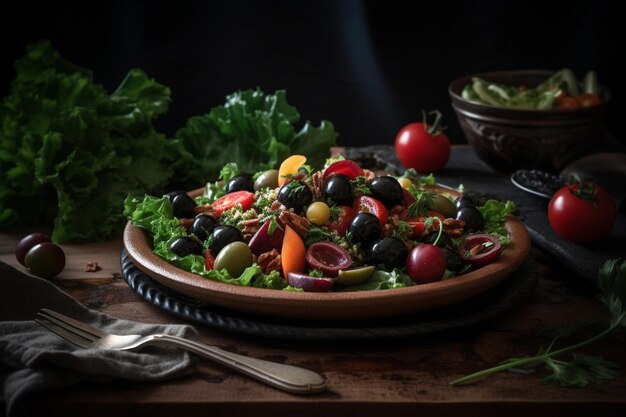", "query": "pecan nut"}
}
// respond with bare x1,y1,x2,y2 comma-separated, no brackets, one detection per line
278,211,311,237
